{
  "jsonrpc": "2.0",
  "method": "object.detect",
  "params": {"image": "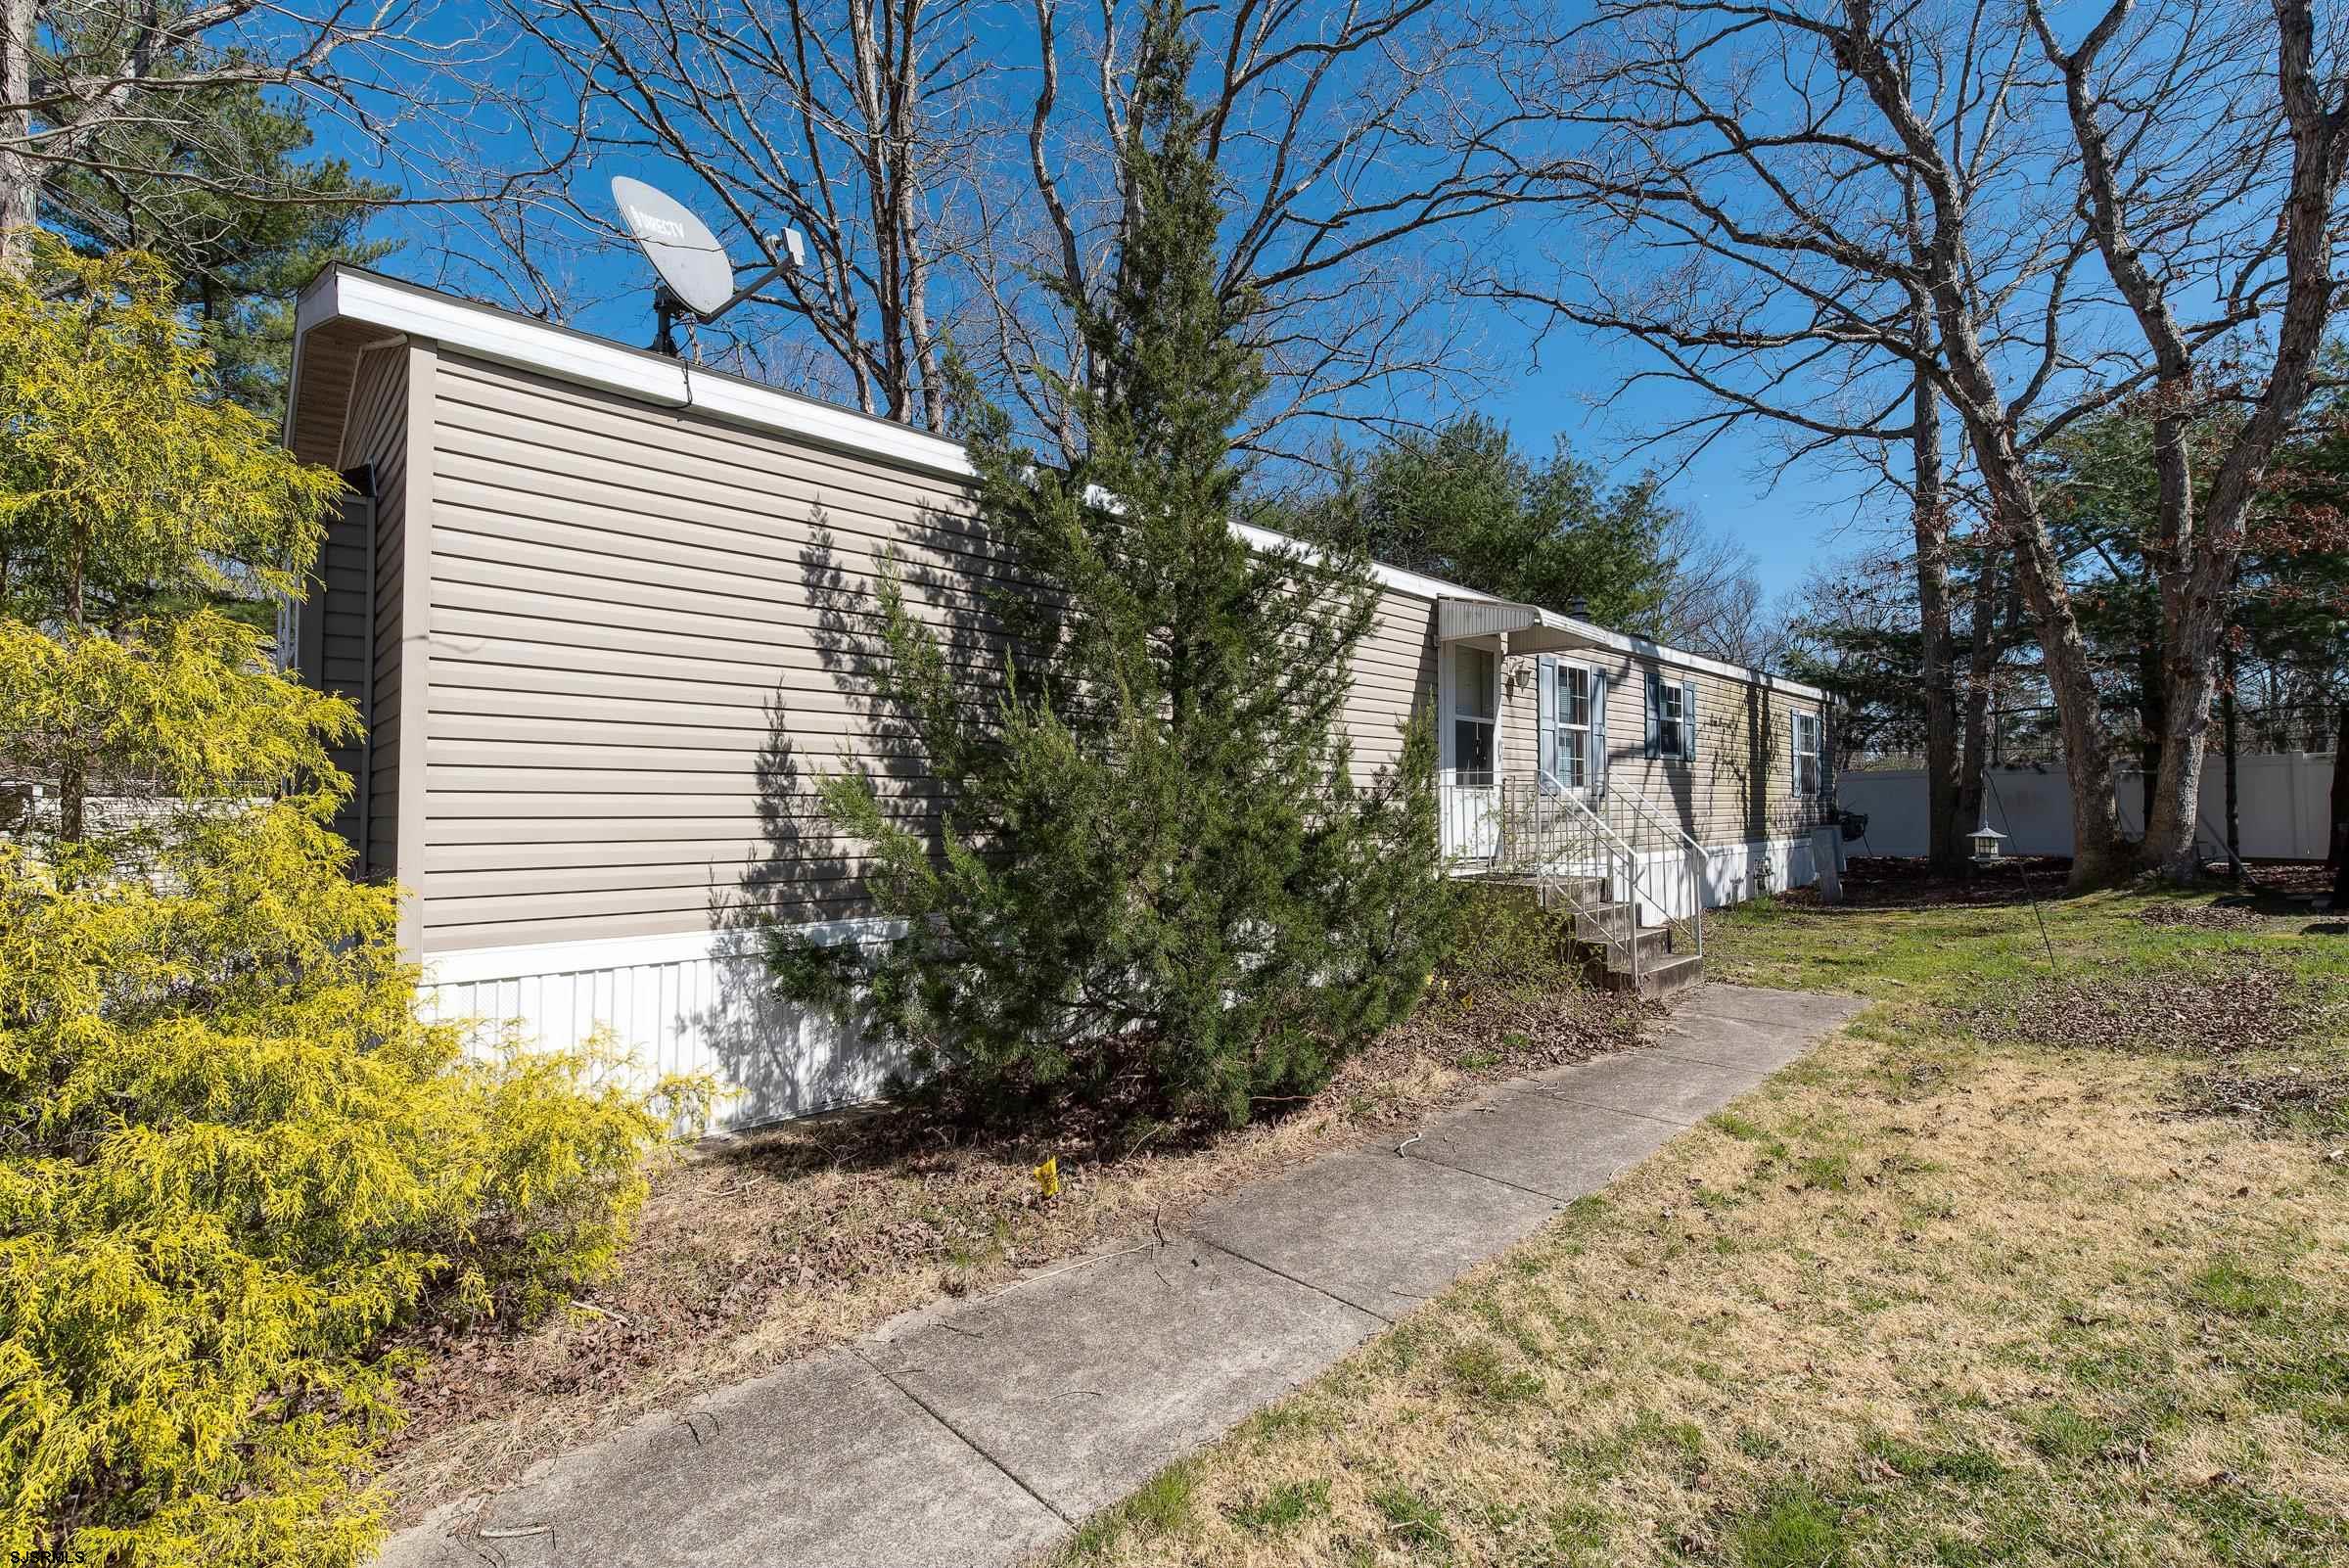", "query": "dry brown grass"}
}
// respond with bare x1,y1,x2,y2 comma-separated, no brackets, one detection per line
1050,1034,2349,1567
1048,883,2349,1568
377,974,1646,1524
